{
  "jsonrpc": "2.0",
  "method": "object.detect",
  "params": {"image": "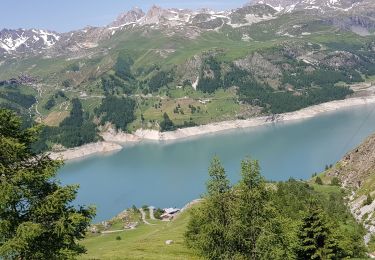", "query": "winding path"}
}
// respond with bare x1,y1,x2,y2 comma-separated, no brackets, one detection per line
149,206,156,220
139,208,155,225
